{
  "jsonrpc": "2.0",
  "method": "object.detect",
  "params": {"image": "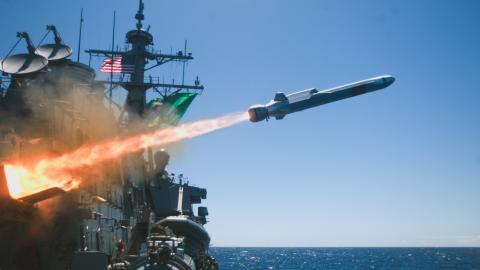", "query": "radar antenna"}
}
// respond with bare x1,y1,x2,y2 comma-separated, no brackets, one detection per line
0,32,48,75
35,25,72,61
85,0,204,122
48,25,63,44
17,32,36,55
135,0,145,30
